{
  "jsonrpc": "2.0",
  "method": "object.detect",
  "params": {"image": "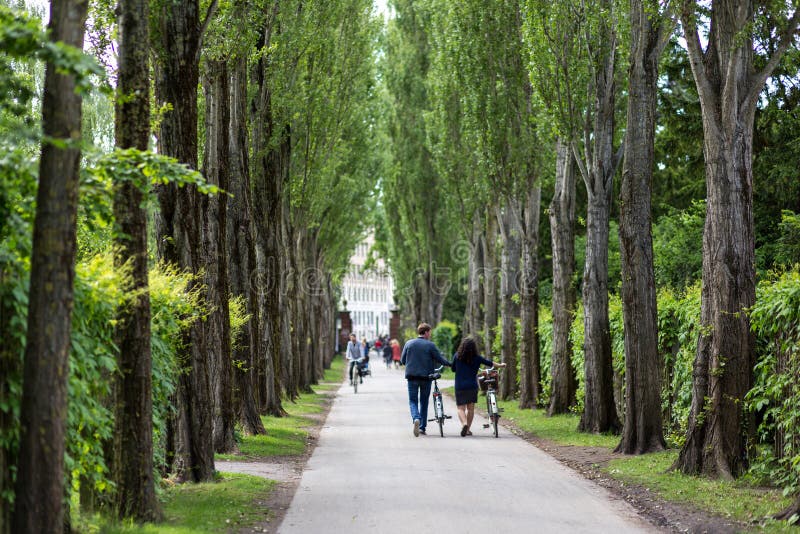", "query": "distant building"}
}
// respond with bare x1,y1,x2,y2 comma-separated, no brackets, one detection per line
341,233,394,341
